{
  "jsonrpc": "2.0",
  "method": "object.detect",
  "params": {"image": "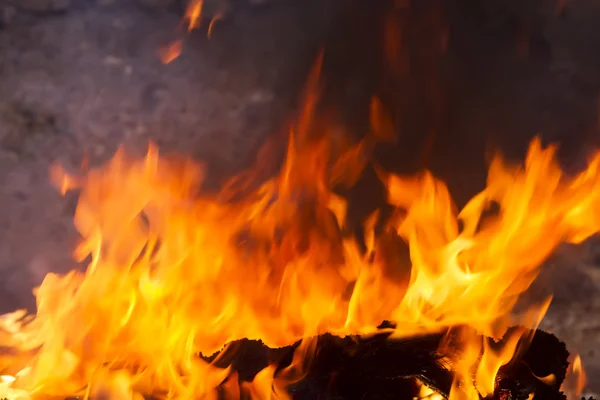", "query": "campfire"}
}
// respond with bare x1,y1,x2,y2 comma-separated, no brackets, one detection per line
0,53,592,399
0,2,596,399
